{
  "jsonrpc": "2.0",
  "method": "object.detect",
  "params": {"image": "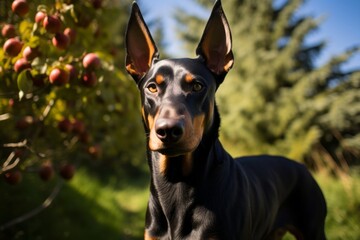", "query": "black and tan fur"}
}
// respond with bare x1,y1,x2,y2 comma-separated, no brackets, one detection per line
125,1,327,239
